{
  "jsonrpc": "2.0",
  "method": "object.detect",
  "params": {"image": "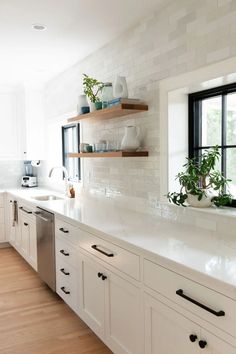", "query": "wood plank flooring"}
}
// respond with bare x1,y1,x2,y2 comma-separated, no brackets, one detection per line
0,247,112,354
